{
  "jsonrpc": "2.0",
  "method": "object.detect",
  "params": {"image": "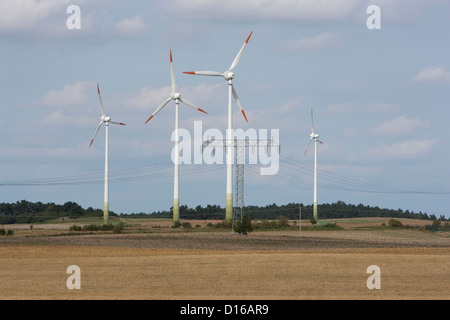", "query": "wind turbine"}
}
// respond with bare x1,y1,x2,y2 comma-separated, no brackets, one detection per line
145,50,207,226
183,31,252,221
304,108,323,224
89,84,126,225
